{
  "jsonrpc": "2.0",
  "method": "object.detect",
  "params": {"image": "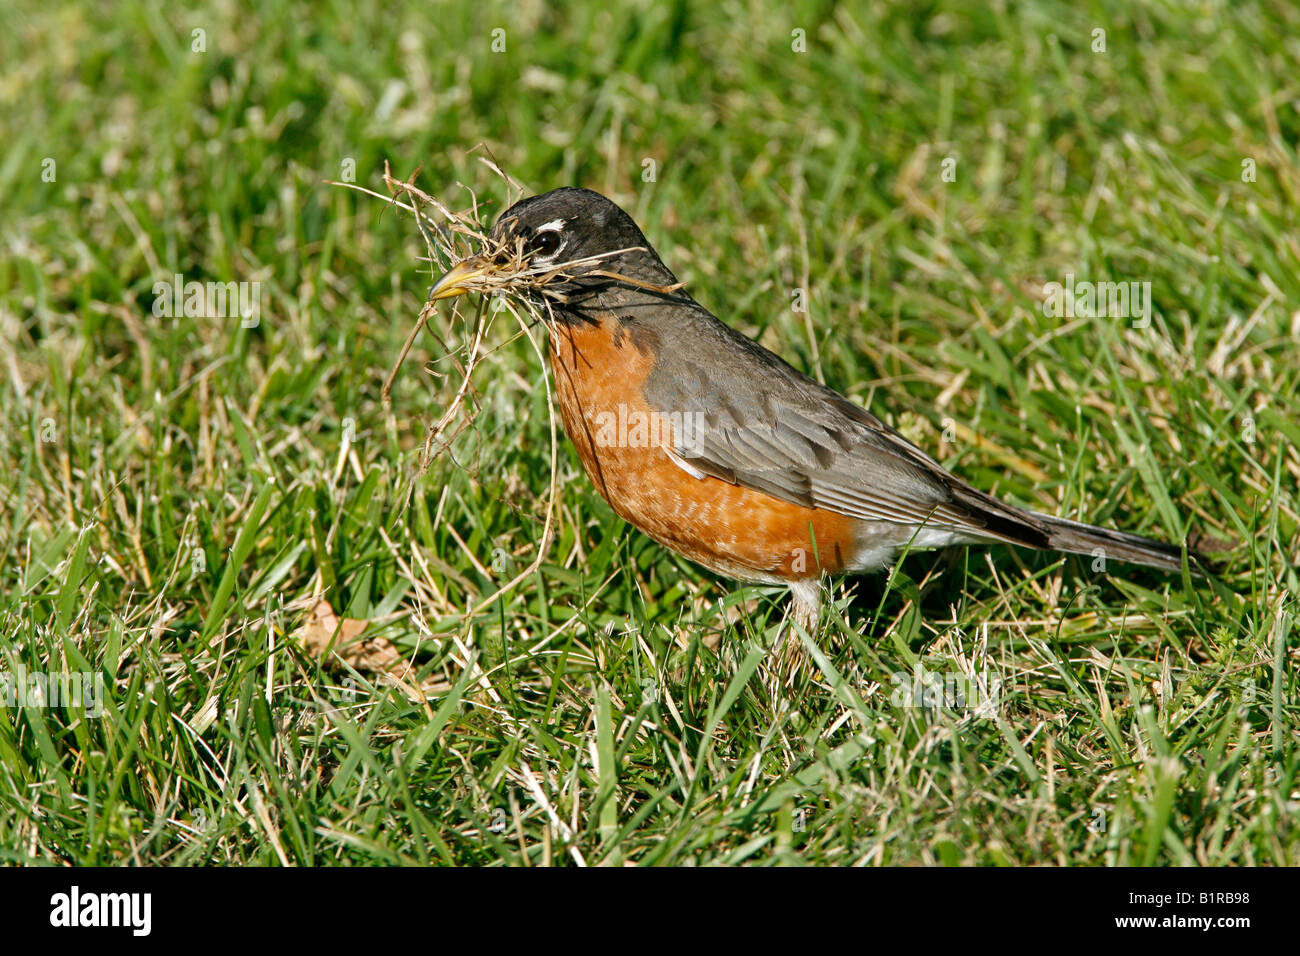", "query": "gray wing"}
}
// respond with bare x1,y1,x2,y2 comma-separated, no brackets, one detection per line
642,310,1046,545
